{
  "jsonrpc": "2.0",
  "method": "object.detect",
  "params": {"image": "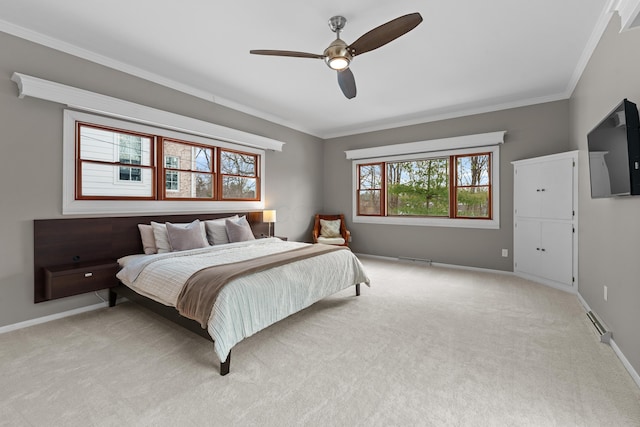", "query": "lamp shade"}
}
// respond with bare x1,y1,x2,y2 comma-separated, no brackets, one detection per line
263,210,276,223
